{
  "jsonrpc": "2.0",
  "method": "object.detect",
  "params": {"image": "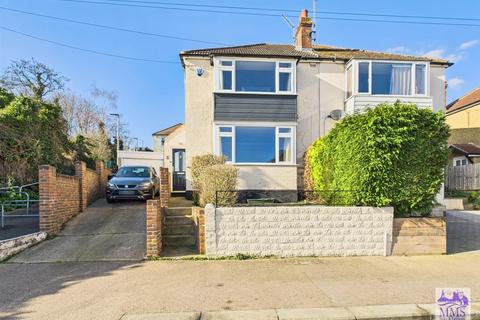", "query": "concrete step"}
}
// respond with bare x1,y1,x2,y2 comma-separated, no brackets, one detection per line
164,215,194,226
164,224,196,236
163,235,196,247
165,207,192,216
